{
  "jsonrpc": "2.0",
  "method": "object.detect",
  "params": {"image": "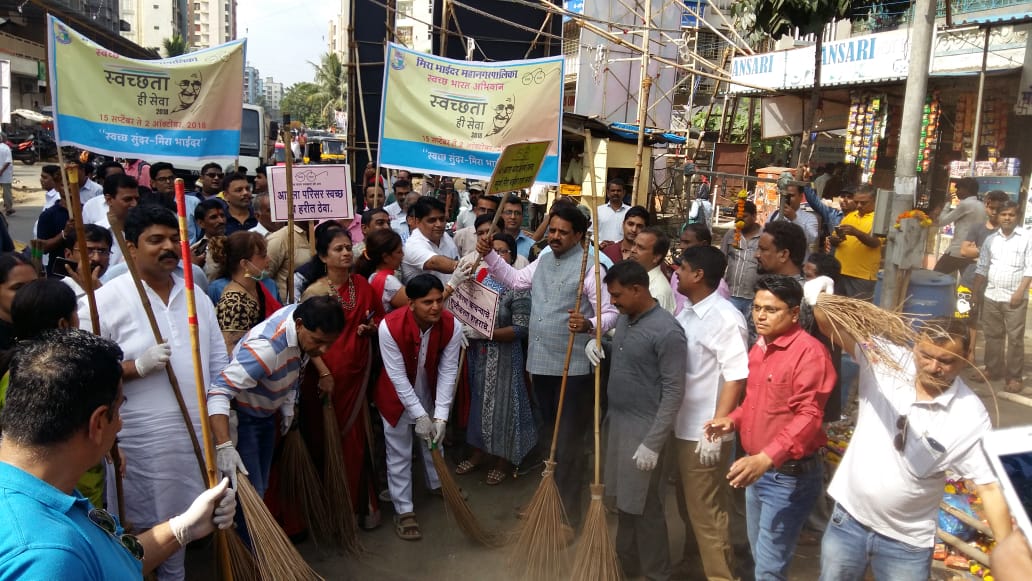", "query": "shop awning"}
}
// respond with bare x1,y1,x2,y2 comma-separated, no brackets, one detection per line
608,123,690,144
